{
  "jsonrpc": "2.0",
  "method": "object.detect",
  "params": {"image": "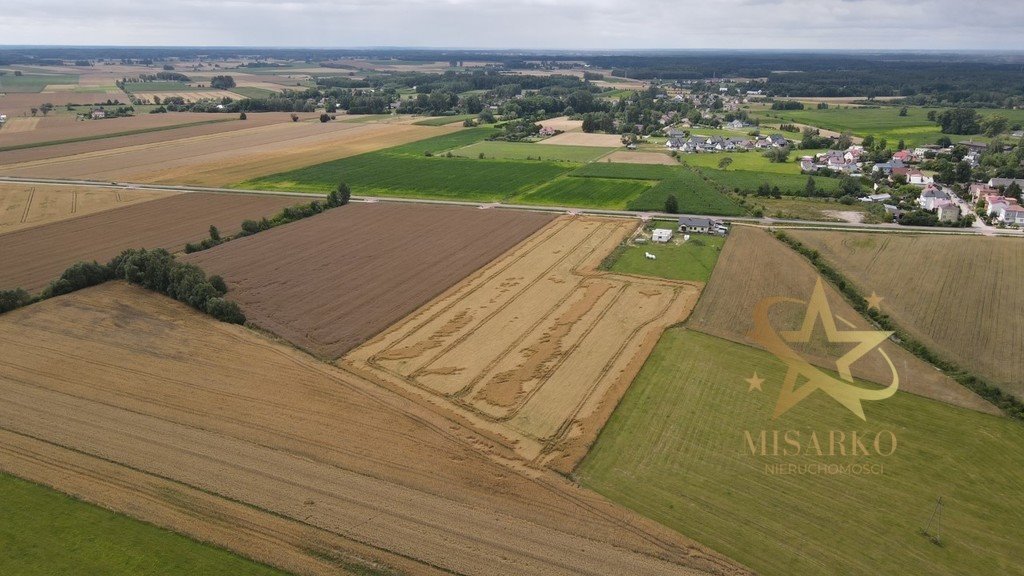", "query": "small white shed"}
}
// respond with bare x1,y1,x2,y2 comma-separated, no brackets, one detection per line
651,228,673,243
